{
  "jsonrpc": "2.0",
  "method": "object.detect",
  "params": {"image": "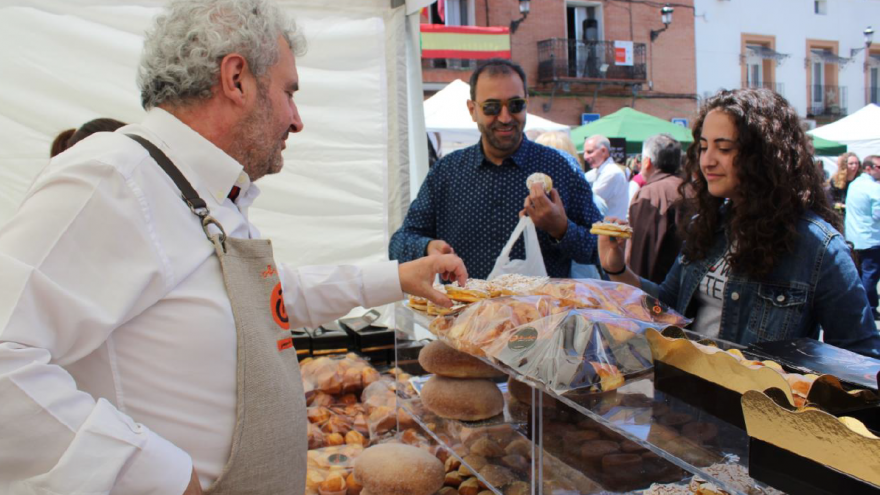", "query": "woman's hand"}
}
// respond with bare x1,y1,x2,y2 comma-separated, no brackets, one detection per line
597,217,628,273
